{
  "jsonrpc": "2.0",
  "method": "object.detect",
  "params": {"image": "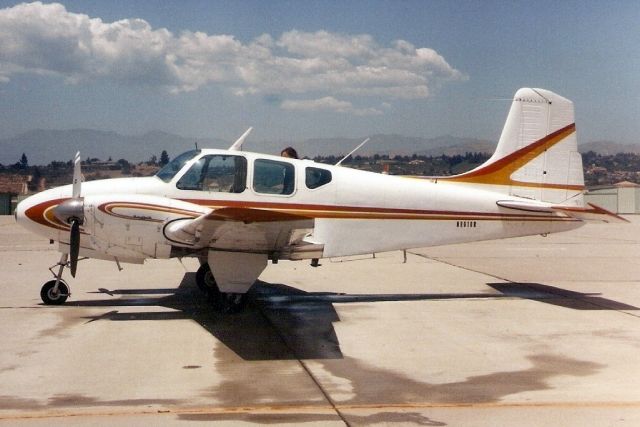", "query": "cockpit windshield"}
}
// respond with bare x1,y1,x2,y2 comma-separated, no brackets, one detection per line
155,149,200,182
